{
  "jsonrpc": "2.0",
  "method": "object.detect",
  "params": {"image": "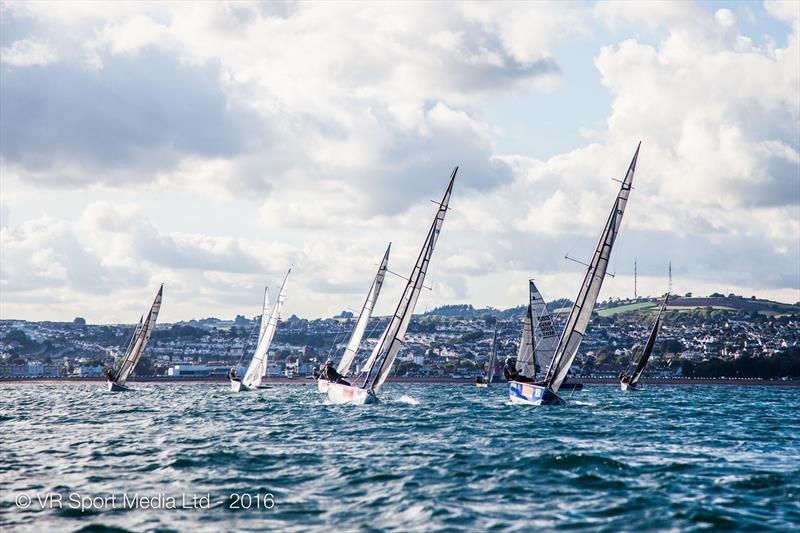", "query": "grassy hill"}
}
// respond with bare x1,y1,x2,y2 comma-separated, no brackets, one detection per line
598,296,800,317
